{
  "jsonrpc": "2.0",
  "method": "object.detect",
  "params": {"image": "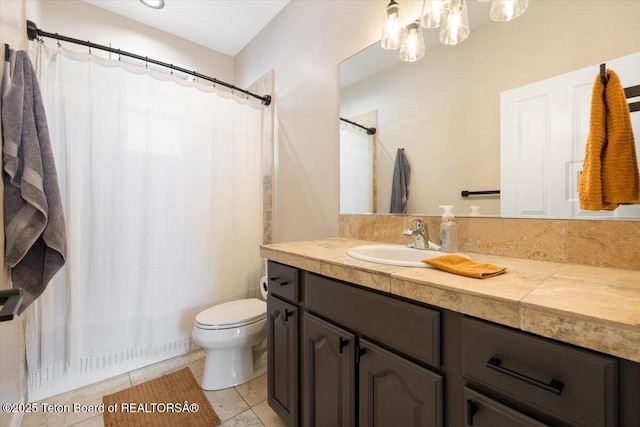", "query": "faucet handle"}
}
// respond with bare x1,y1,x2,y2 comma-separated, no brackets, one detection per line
410,218,425,233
